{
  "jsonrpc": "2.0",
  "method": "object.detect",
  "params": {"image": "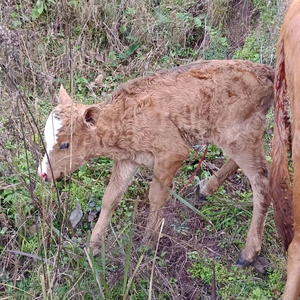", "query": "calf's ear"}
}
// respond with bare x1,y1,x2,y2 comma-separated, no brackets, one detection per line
83,106,101,127
59,85,73,105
